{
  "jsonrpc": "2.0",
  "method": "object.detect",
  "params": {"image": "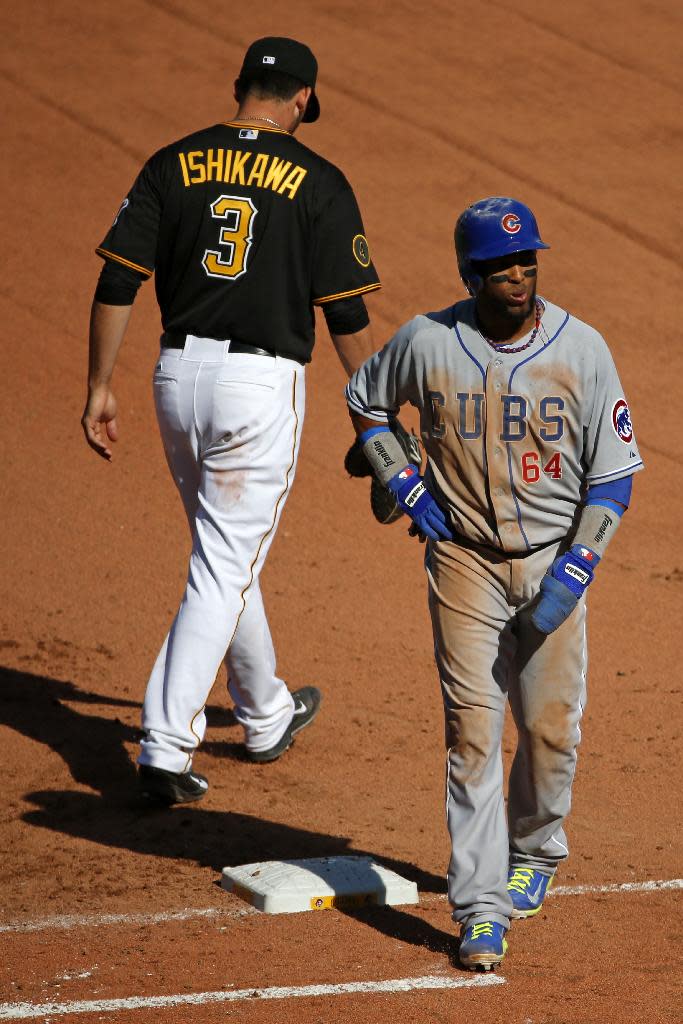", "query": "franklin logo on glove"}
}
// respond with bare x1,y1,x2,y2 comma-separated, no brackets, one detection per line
564,564,590,585
403,481,425,508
